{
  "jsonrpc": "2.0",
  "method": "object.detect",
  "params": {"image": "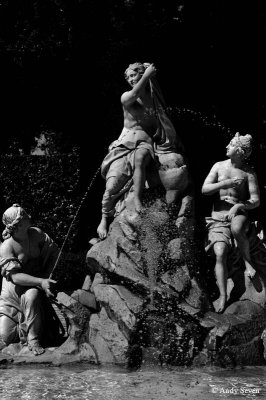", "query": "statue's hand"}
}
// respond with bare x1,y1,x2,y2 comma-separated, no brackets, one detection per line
227,203,245,221
222,177,244,189
143,62,151,69
41,278,57,298
143,63,157,79
231,177,245,188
